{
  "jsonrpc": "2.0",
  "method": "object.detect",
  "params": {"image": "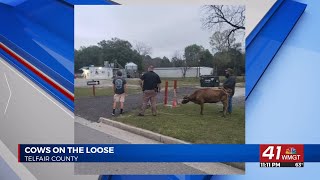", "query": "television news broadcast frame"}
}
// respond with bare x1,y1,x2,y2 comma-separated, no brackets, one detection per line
1,0,320,180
